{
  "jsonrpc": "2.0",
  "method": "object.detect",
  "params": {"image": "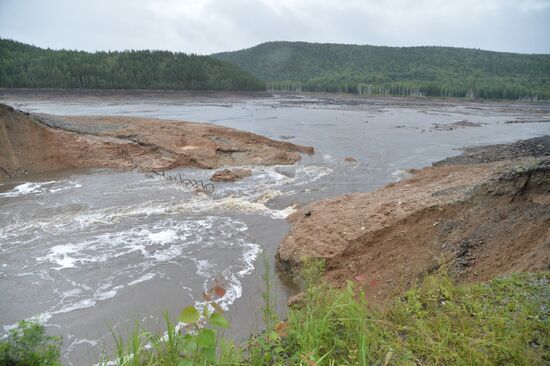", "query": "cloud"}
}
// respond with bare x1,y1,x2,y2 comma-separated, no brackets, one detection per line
0,0,548,54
